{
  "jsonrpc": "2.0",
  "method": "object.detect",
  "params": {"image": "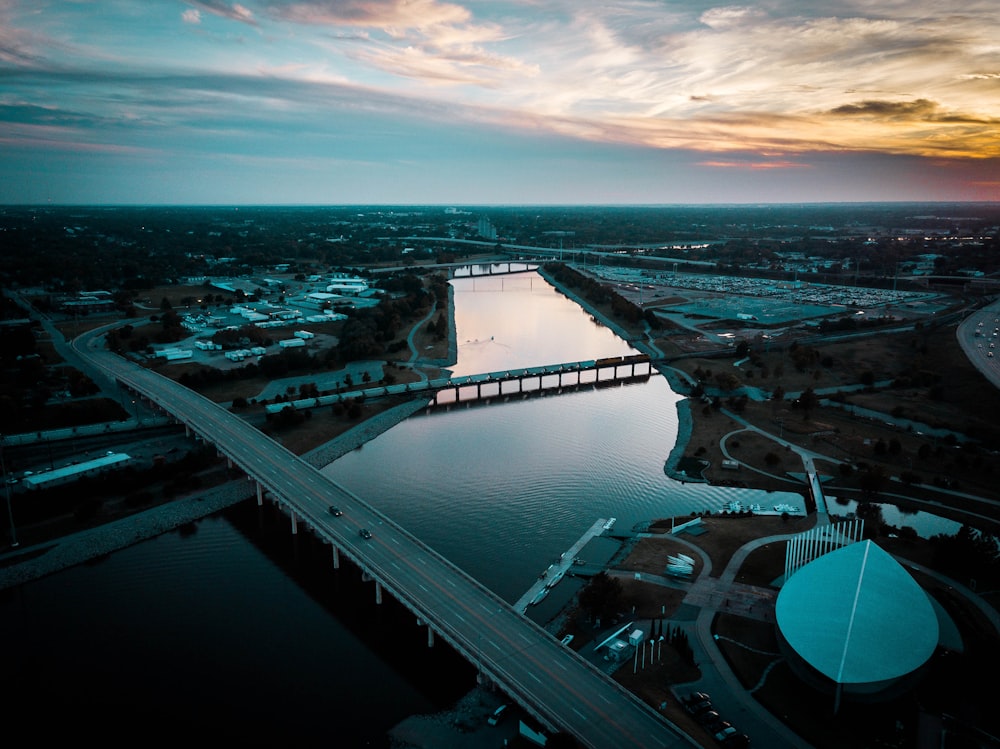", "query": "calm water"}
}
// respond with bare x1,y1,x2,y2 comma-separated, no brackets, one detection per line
0,269,958,743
